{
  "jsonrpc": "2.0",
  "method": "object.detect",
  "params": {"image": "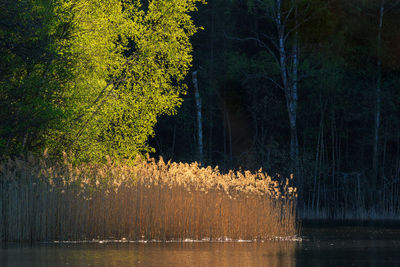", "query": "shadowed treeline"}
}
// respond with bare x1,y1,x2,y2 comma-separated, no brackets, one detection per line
153,0,400,220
